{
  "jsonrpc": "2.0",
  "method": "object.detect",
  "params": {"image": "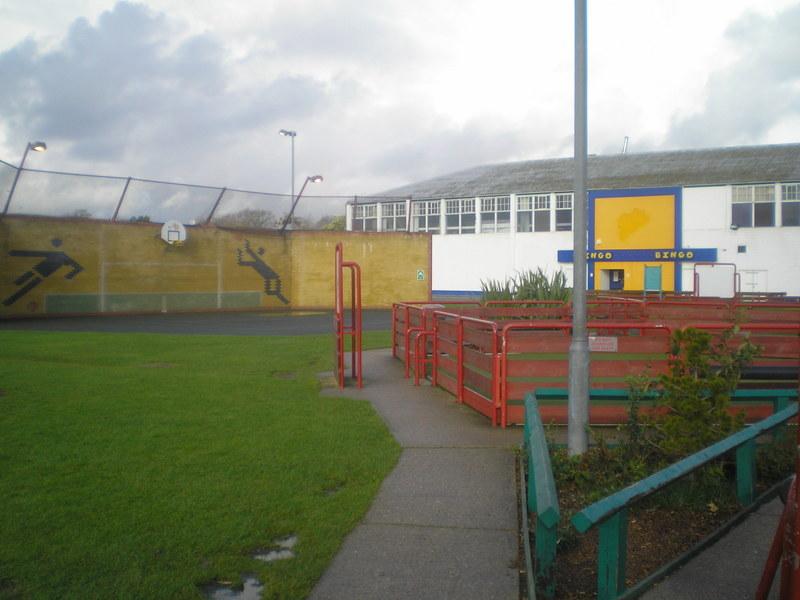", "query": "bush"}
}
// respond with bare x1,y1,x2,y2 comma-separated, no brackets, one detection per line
650,327,757,461
480,268,571,303
550,327,761,512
